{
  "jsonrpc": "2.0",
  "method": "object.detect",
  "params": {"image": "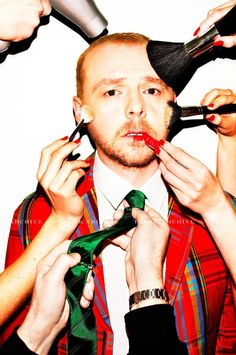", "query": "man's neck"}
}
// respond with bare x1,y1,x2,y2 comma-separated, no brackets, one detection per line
97,152,159,188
